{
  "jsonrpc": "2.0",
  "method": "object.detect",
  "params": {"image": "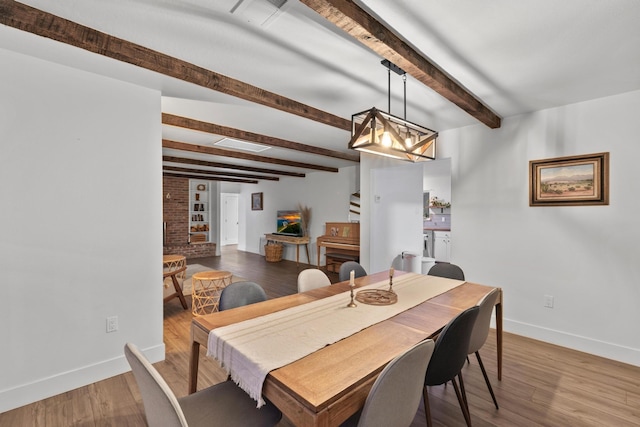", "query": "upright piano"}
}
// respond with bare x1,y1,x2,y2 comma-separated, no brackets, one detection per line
316,222,360,273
